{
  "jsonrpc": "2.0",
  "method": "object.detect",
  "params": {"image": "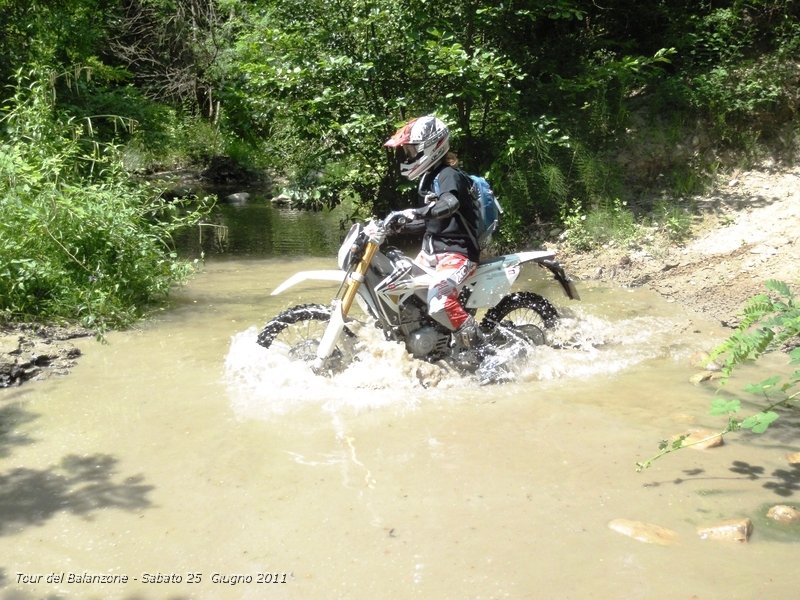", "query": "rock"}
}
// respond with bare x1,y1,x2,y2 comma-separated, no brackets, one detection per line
271,193,292,205
689,371,714,384
766,505,800,524
688,351,722,371
224,192,251,204
608,518,679,545
674,428,724,449
697,518,752,542
0,334,22,355
0,326,85,388
786,452,800,465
